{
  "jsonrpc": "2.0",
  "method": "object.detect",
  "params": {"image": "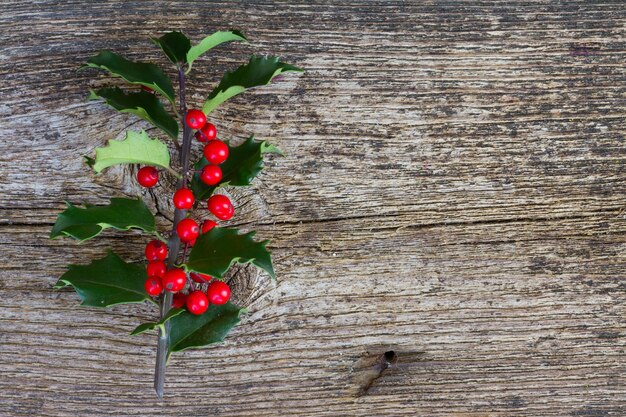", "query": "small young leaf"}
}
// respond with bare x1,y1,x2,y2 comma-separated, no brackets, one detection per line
84,50,176,103
90,87,178,138
50,197,155,241
201,55,303,114
92,130,171,173
191,136,282,200
151,31,191,65
168,303,245,358
186,30,247,73
131,308,185,336
54,251,151,307
187,227,275,279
